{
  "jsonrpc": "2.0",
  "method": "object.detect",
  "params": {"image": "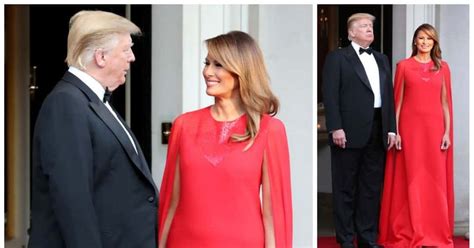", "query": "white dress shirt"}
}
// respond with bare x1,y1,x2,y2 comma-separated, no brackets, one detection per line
69,66,138,154
351,42,381,108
